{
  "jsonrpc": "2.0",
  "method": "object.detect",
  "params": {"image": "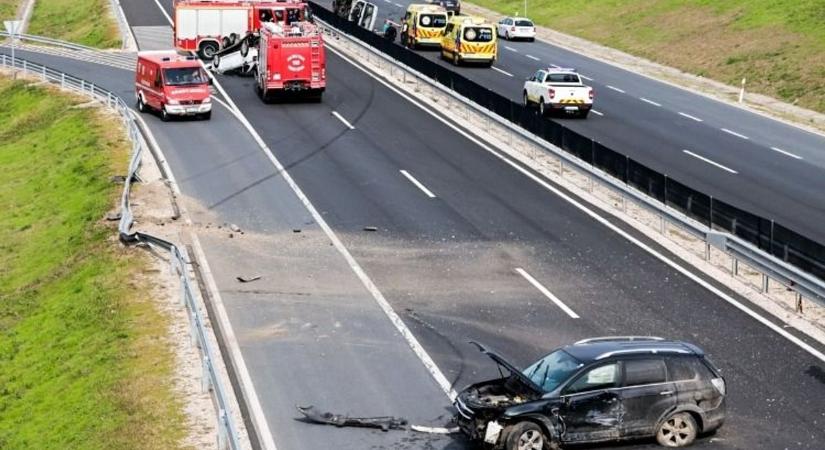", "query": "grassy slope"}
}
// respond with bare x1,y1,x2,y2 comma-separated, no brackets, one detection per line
0,0,17,23
27,0,121,48
470,0,825,113
0,77,184,449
